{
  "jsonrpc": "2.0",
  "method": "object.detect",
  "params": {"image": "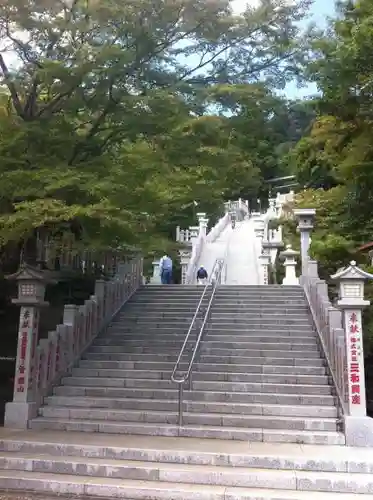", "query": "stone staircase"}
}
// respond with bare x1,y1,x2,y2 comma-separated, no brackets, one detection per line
29,284,343,444
1,284,373,498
